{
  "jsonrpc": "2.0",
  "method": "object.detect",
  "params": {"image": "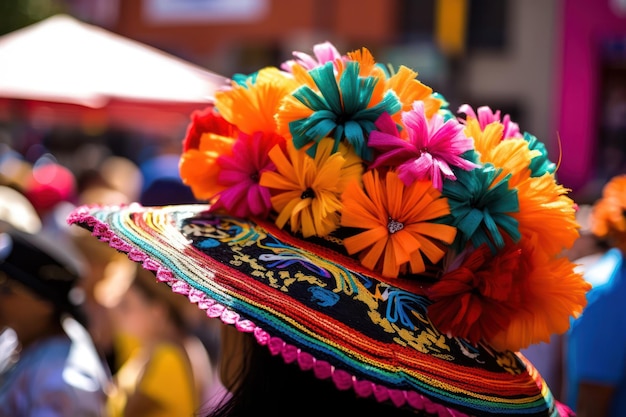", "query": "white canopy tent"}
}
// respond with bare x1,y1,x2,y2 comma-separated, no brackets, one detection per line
0,14,229,134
